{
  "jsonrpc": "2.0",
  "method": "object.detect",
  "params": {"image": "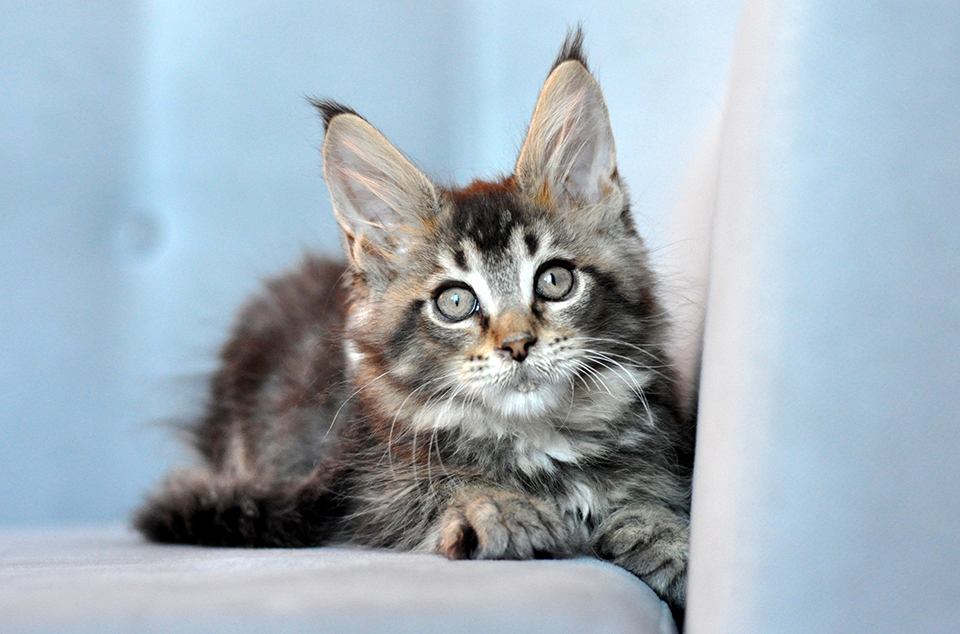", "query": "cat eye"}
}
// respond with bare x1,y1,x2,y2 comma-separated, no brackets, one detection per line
535,263,575,301
435,286,478,321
